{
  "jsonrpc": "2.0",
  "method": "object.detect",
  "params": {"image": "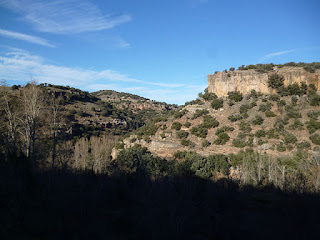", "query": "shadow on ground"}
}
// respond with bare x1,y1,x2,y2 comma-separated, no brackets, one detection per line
1,157,319,240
